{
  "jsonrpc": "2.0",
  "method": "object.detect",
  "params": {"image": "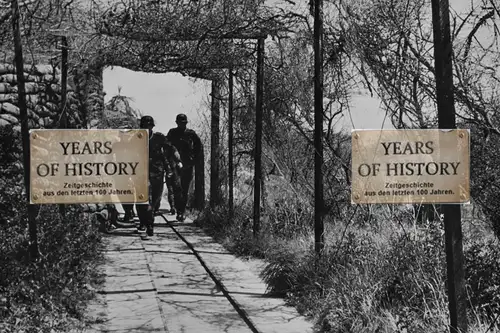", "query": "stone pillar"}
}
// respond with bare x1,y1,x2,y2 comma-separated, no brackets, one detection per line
73,64,105,129
72,63,117,226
